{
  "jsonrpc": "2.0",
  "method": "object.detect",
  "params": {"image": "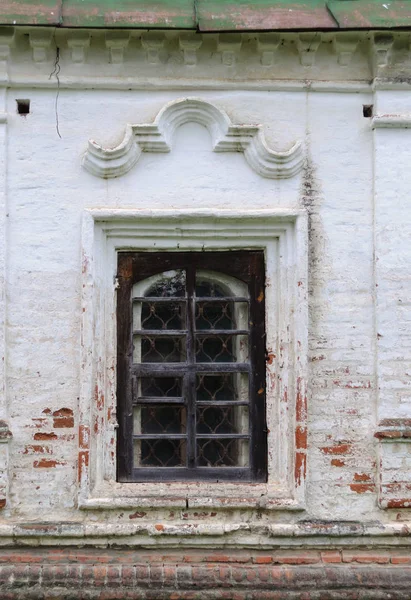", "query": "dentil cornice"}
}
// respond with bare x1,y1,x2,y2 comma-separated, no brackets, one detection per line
1,28,411,91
